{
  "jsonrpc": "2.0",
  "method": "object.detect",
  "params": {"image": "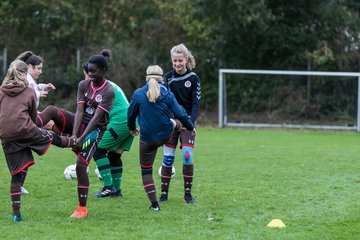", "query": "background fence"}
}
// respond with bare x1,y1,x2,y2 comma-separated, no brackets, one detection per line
219,69,360,131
